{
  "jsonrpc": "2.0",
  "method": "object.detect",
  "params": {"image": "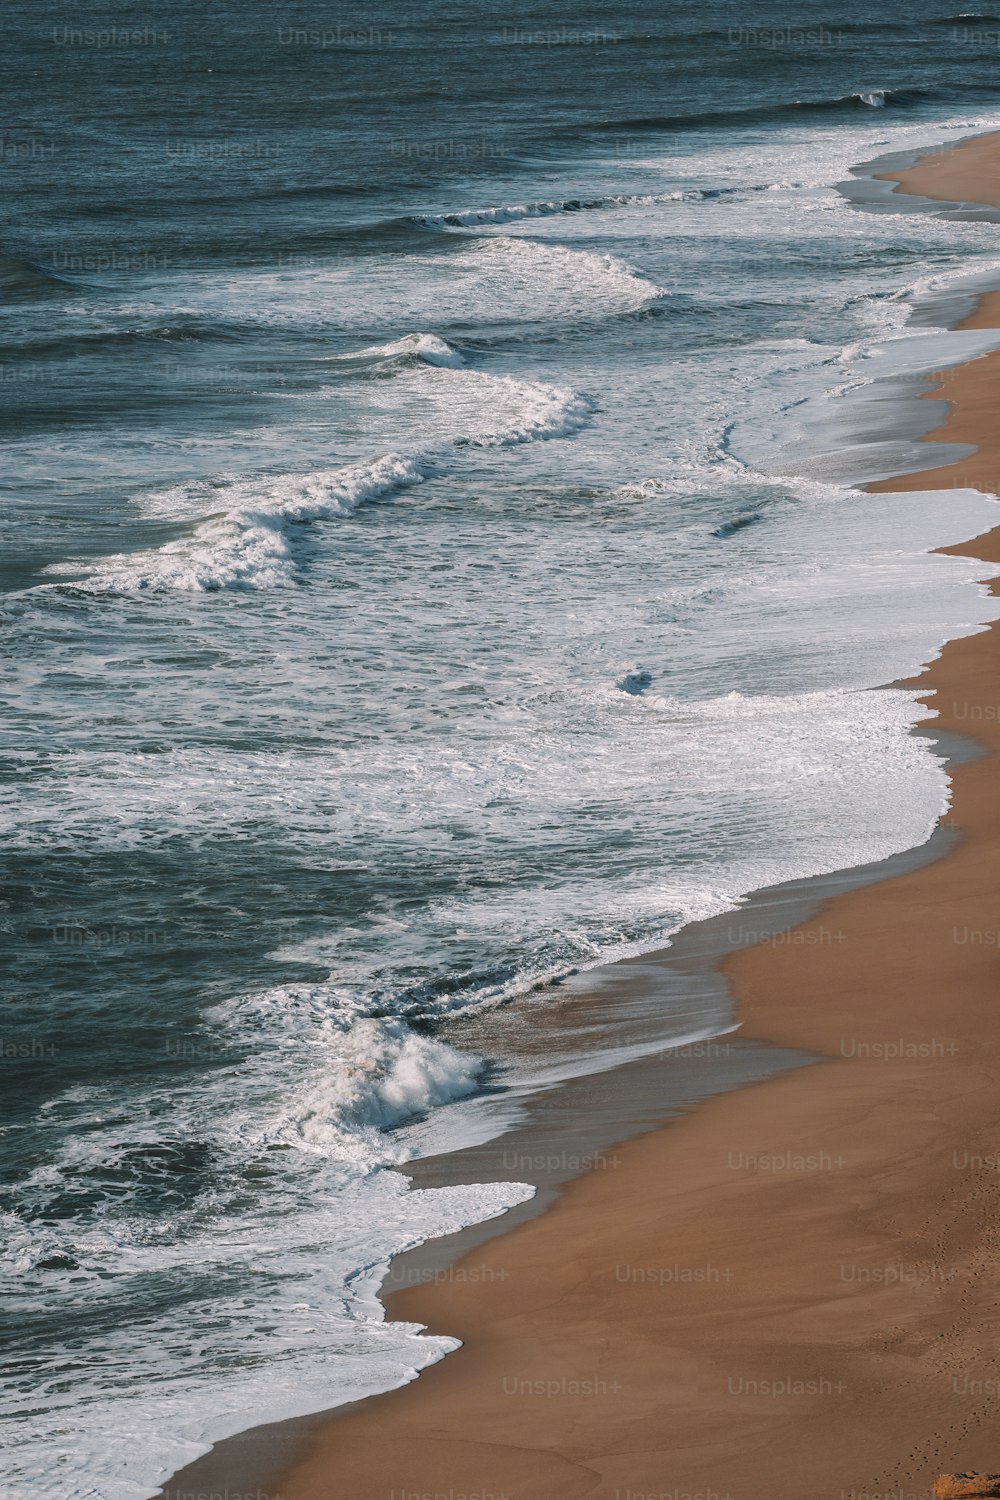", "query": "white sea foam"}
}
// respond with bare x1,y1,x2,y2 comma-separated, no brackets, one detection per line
331,332,468,367
290,1025,482,1148
44,363,593,592
45,453,433,591
210,998,486,1163
412,191,675,230
1,1171,533,1500
460,234,665,314
1,980,532,1499
13,490,1000,957
94,232,665,336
